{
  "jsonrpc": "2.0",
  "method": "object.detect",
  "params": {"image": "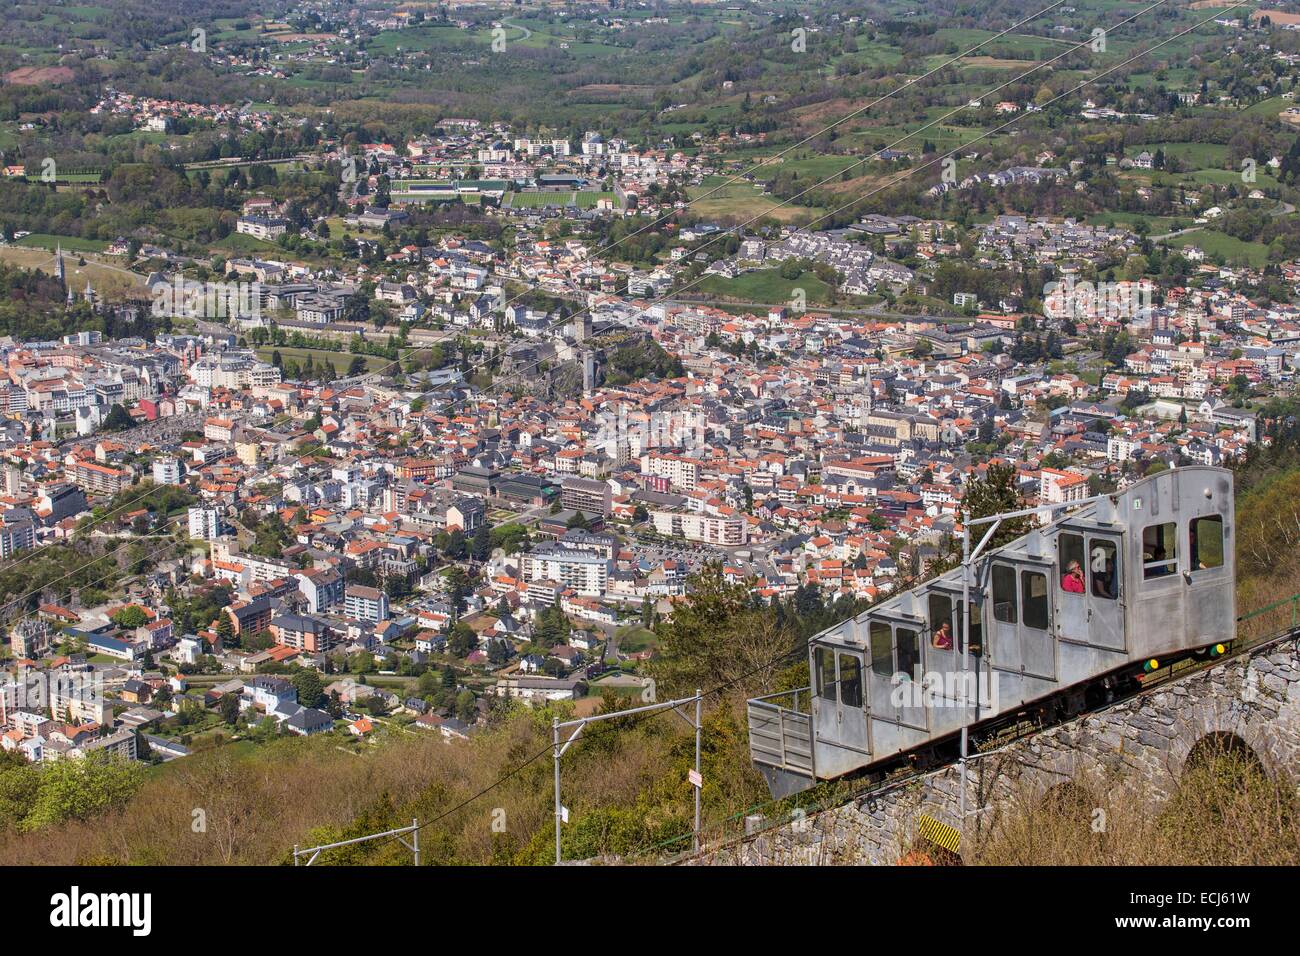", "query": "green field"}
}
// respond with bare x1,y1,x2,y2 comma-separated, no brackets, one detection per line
688,176,823,225
12,233,109,253
696,267,836,305
506,191,572,208
576,190,617,208
613,624,657,655
1165,229,1270,268
1133,142,1231,167
500,189,608,209
256,346,396,374
213,232,281,254
23,171,104,184
1086,213,1190,234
